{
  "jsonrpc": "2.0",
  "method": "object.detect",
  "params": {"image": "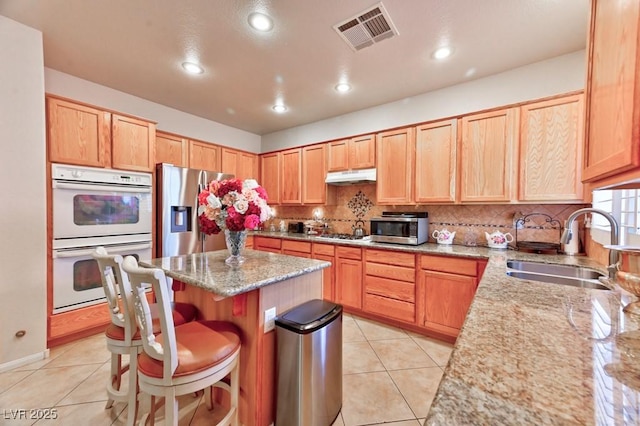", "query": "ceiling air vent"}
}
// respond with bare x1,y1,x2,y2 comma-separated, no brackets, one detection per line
333,3,399,51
